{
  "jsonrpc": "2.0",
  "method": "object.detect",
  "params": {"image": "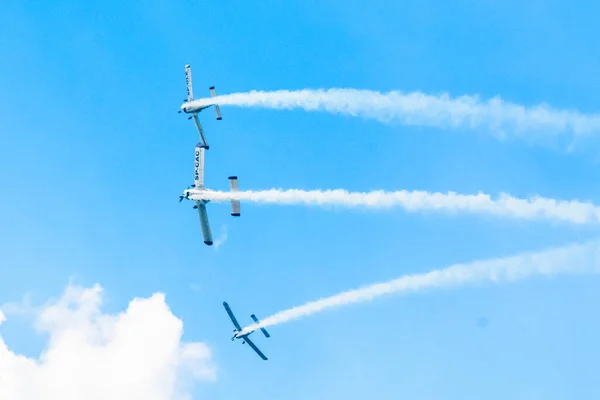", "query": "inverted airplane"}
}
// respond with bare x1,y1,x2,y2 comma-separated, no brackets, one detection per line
179,142,240,246
223,301,270,361
178,64,222,150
